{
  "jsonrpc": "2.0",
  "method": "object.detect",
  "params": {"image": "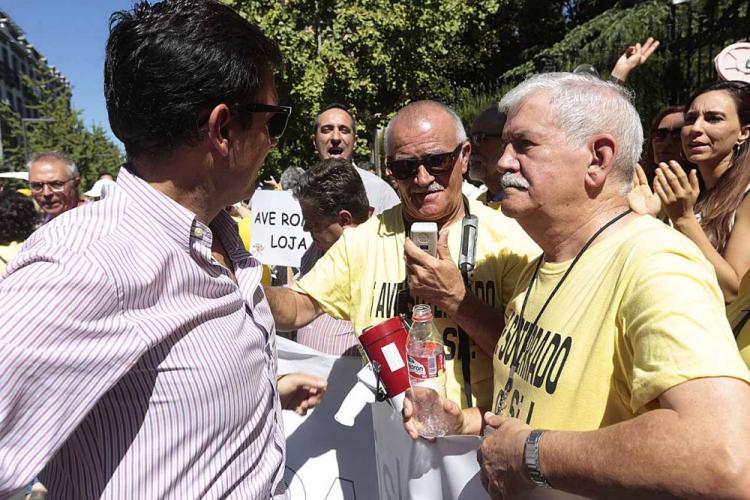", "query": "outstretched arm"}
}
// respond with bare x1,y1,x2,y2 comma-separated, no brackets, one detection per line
264,286,323,331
